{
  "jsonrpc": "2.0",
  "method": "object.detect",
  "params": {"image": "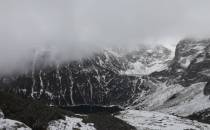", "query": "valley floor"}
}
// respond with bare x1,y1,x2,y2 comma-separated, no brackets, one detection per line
116,110,210,130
